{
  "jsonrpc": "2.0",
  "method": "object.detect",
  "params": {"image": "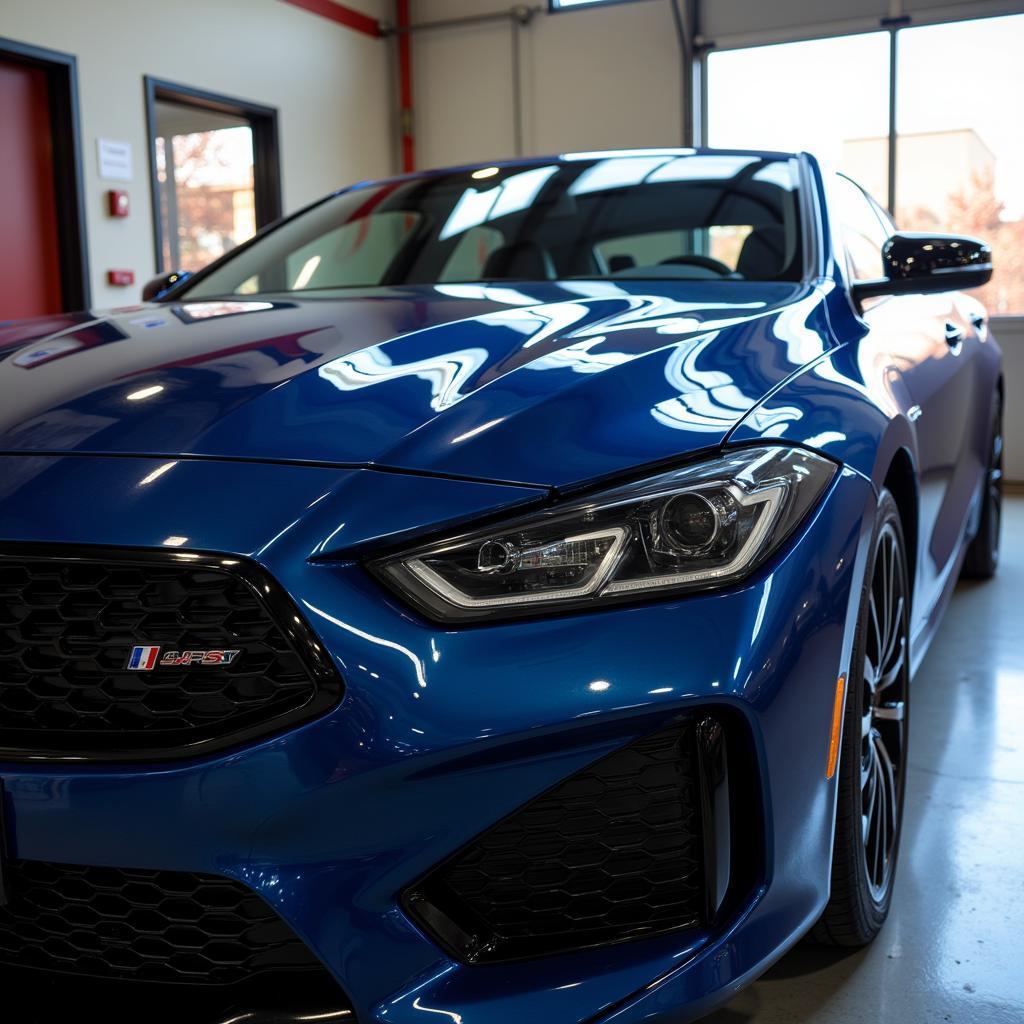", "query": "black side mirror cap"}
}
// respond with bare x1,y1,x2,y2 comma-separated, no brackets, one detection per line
142,270,192,302
851,232,992,302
